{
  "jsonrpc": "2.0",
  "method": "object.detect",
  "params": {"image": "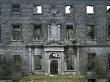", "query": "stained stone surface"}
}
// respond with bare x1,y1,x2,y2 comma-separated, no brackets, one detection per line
0,0,110,82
